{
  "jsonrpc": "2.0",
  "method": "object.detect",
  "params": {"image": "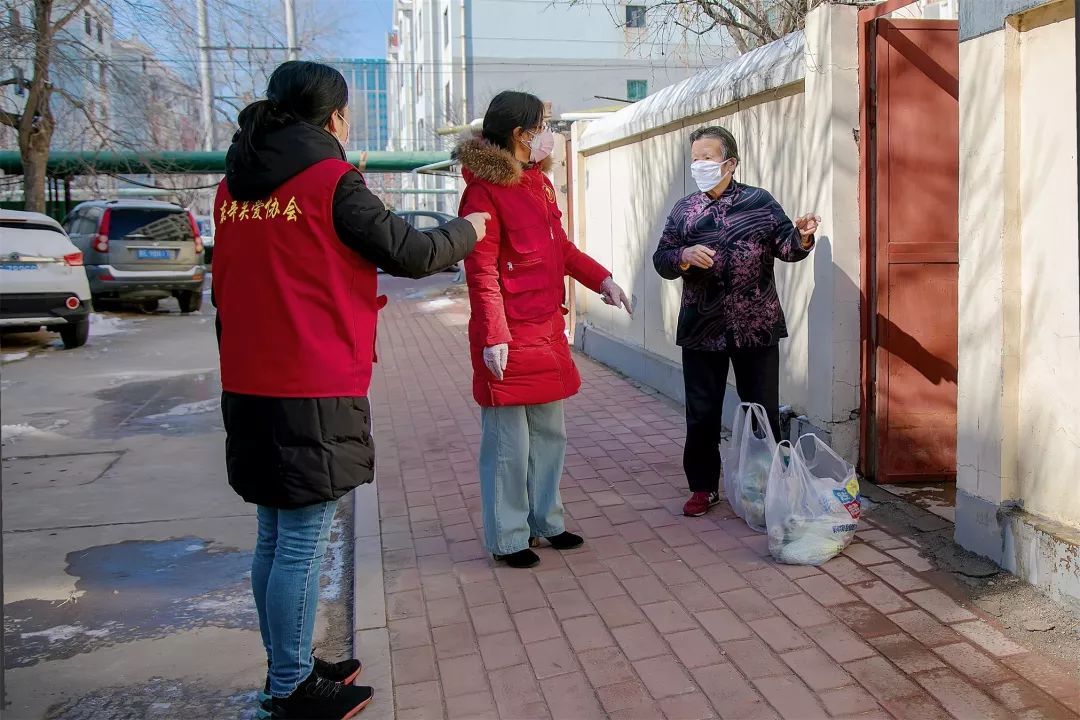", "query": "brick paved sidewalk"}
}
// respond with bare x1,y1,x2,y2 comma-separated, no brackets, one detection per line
368,278,1080,720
